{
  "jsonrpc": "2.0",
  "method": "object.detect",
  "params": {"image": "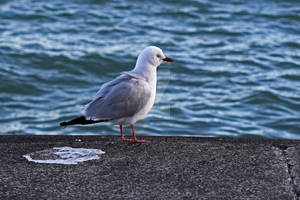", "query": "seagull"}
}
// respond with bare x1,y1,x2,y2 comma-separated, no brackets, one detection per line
60,46,173,143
